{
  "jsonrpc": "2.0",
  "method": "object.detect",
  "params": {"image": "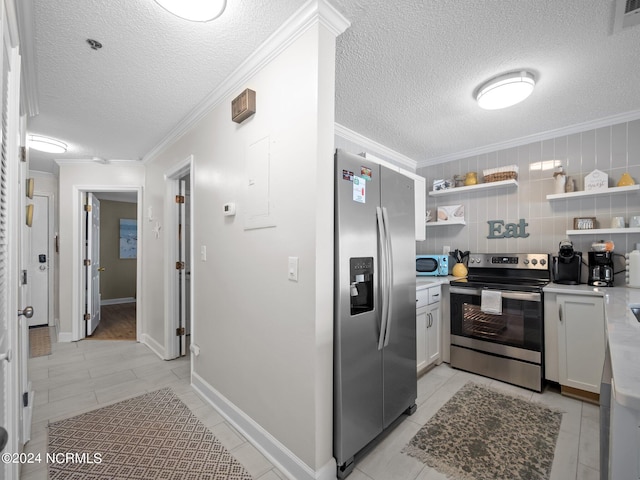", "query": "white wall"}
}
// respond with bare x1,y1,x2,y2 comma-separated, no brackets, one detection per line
57,163,144,339
142,12,341,479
